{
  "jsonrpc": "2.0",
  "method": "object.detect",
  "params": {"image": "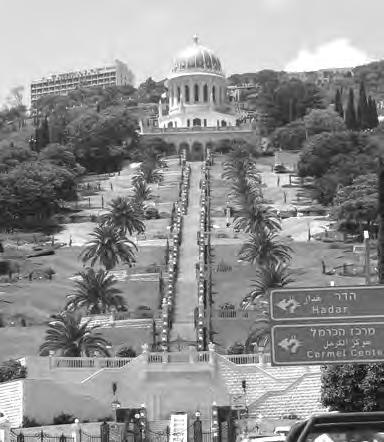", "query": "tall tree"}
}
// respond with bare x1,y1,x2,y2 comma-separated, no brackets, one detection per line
345,88,358,130
65,268,126,314
357,82,369,130
378,156,384,283
80,224,137,270
103,196,145,236
39,313,111,357
368,96,379,129
334,88,344,119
